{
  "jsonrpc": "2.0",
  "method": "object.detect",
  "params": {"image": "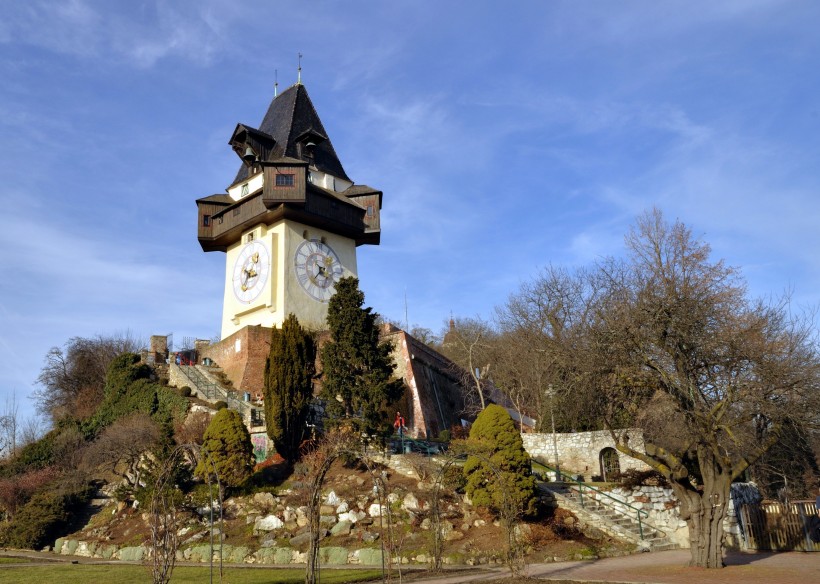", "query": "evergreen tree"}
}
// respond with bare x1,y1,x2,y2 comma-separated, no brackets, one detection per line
320,277,404,436
195,409,253,493
263,313,316,462
463,404,537,517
